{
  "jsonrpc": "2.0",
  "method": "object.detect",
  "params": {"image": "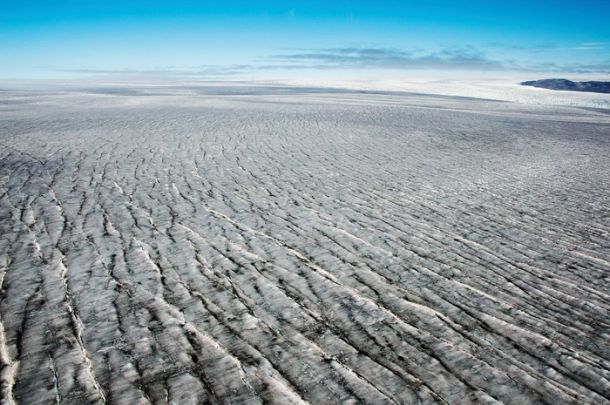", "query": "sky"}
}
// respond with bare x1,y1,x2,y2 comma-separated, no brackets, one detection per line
1,0,610,80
